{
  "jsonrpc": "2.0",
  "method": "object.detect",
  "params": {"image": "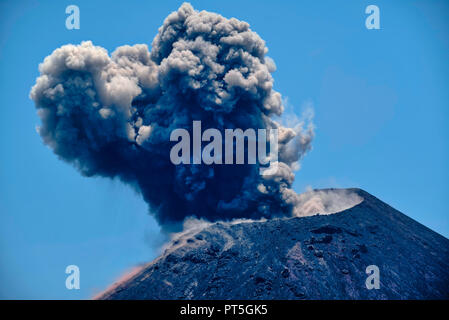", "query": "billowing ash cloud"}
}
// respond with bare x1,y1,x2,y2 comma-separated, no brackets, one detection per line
30,3,314,229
